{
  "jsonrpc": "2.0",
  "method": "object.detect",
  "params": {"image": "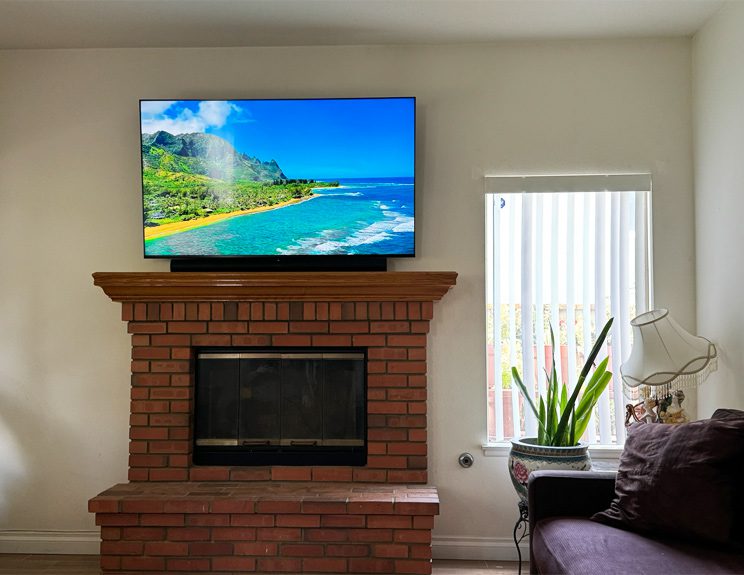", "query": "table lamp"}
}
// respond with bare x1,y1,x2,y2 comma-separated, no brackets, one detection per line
621,309,717,424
